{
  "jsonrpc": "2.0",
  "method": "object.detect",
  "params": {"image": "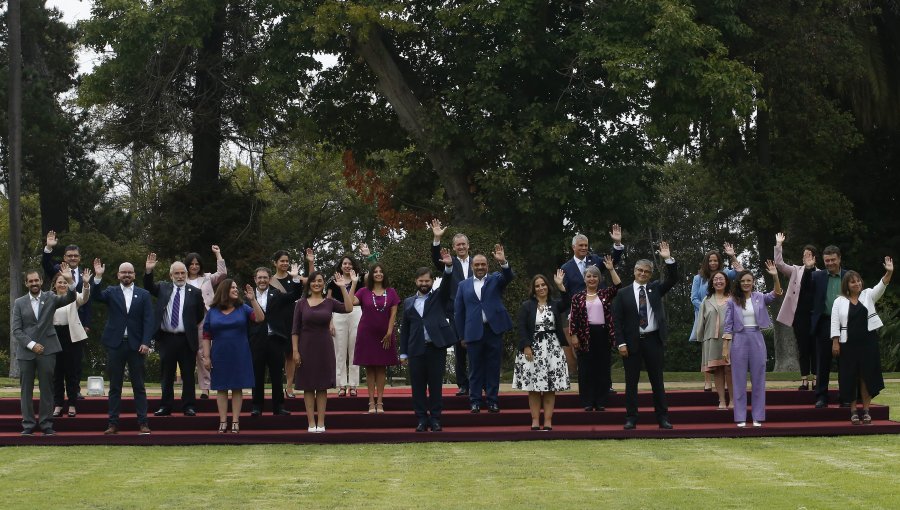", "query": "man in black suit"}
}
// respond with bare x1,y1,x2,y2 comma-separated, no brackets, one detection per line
612,241,678,430
249,267,303,417
144,254,206,417
430,219,472,397
400,250,456,432
812,245,849,408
